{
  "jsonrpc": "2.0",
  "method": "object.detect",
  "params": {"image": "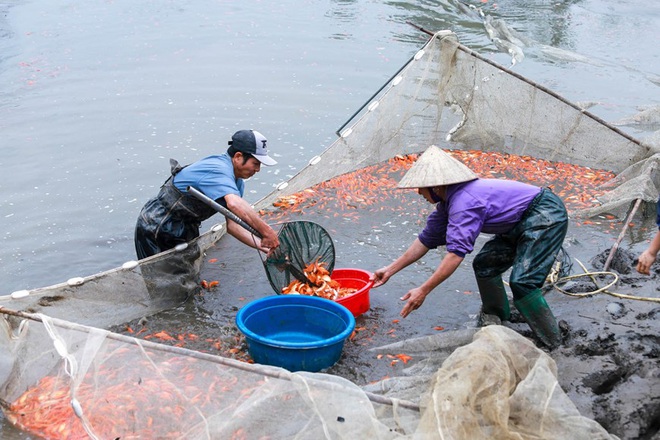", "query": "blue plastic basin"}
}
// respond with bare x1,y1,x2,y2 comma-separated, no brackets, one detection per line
235,295,356,372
